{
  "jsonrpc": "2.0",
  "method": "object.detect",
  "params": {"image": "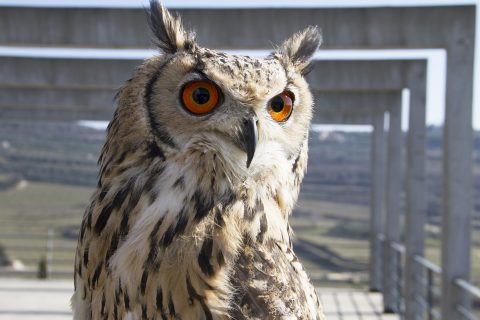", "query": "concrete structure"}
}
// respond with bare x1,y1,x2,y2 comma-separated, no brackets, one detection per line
384,100,403,314
0,51,430,120
0,45,433,316
314,89,405,314
0,2,477,319
0,45,433,320
315,90,405,314
370,113,386,294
